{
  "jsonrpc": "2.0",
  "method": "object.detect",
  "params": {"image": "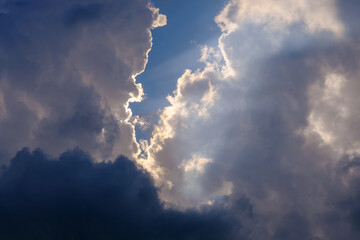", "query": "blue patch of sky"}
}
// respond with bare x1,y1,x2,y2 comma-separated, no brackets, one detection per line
131,0,227,140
